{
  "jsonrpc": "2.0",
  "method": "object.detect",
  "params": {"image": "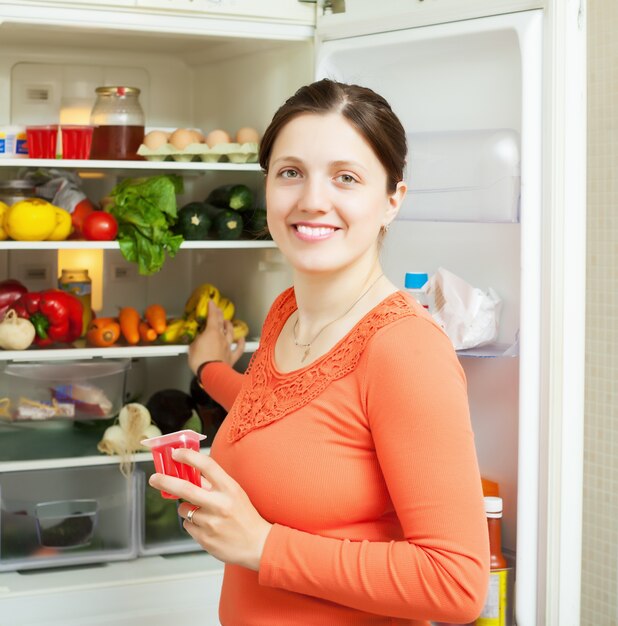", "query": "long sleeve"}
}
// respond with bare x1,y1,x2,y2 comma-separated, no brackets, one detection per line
199,362,244,411
257,315,489,623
